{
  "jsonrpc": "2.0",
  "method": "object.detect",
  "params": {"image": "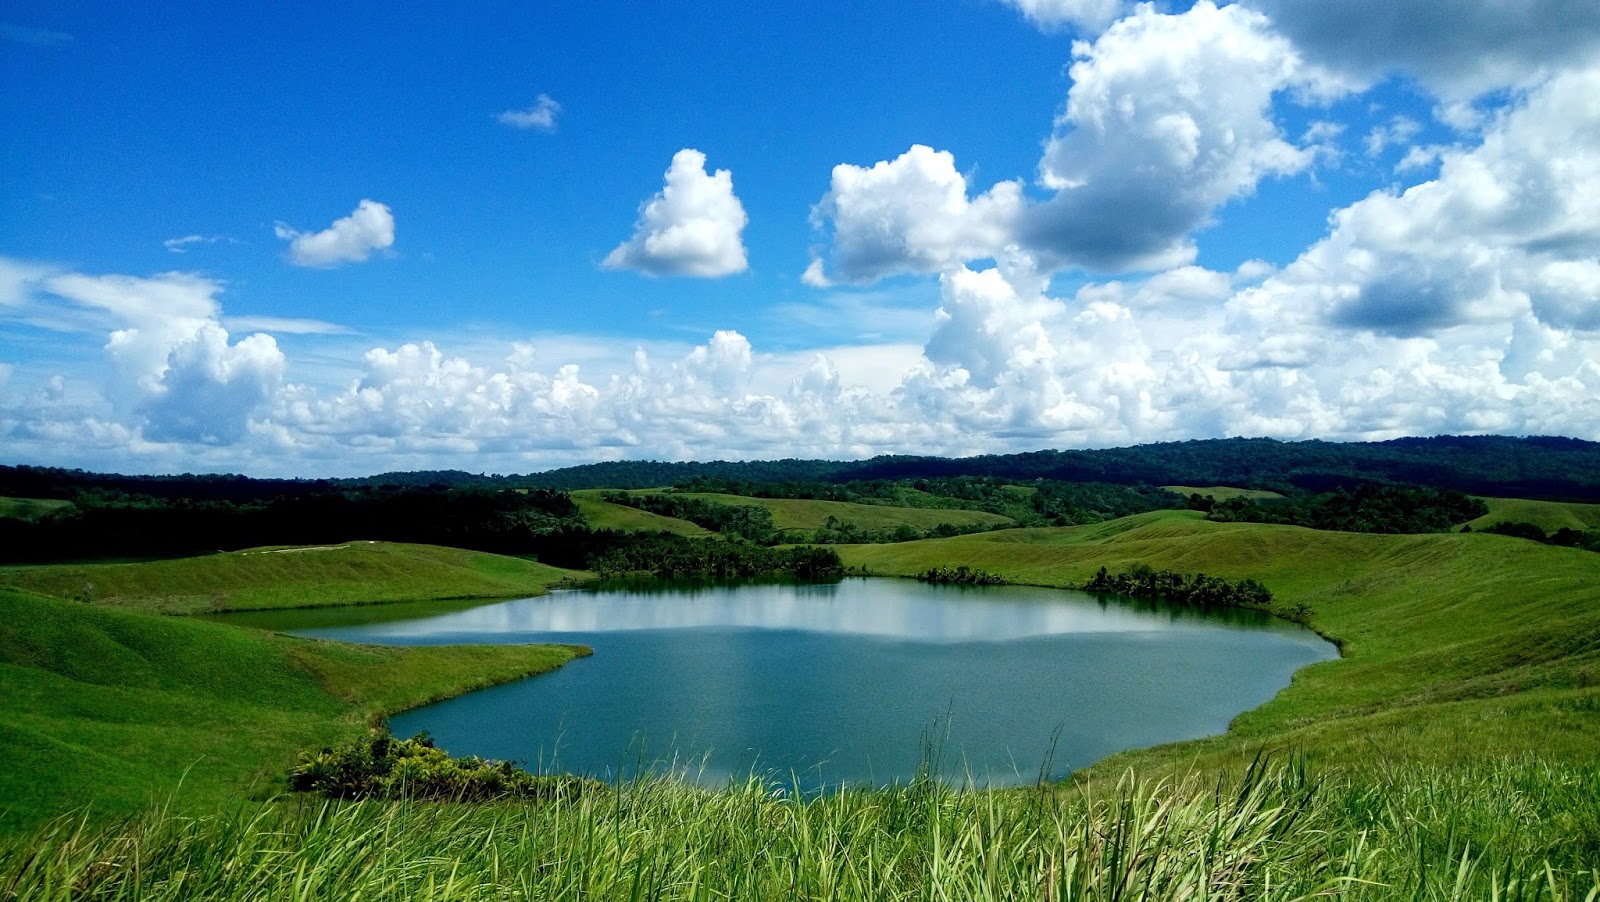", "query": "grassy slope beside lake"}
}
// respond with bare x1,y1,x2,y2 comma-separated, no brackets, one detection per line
0,587,587,834
0,541,582,615
840,510,1600,773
